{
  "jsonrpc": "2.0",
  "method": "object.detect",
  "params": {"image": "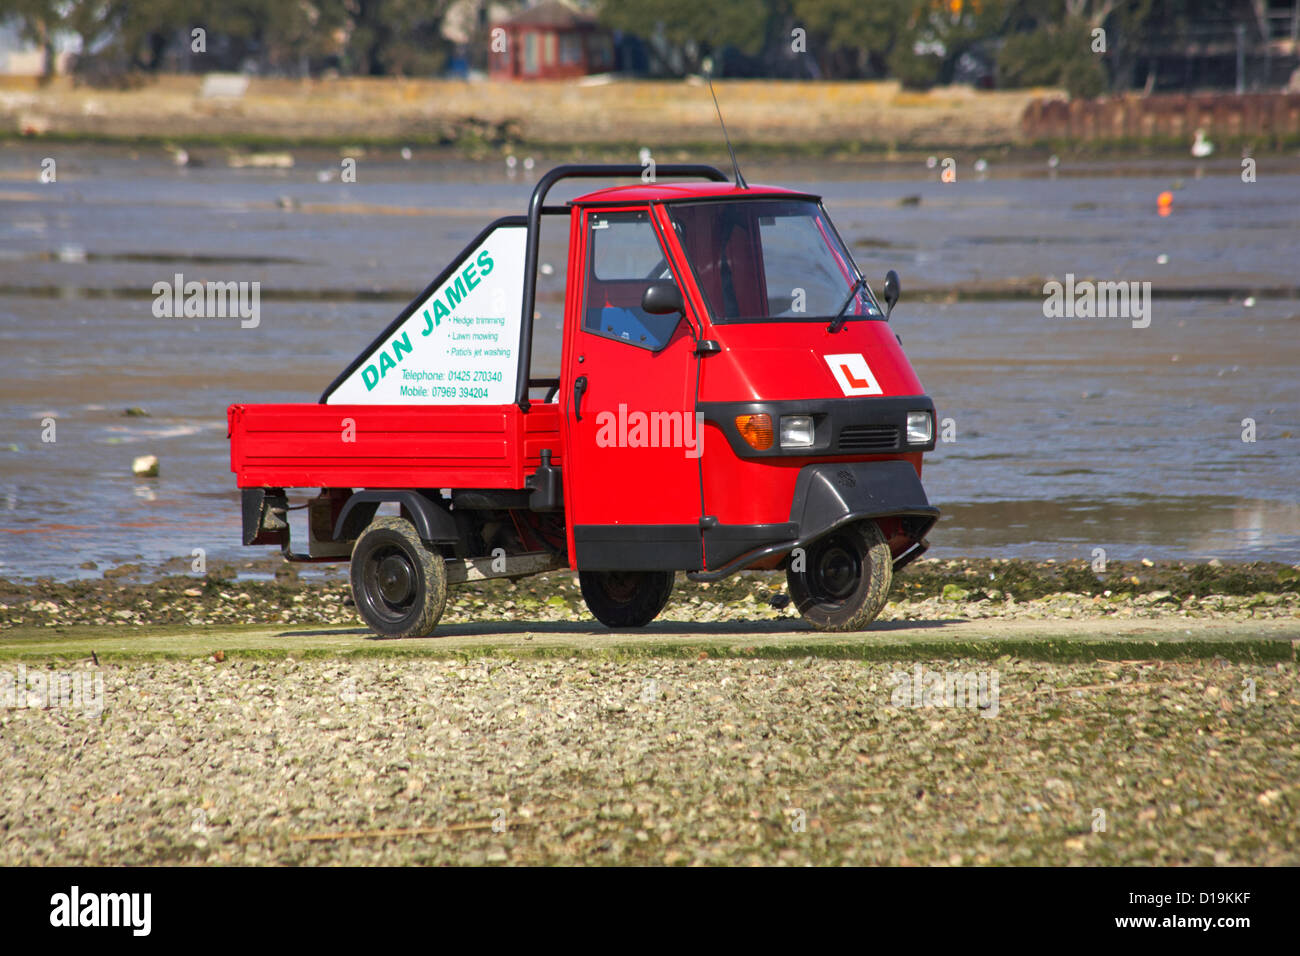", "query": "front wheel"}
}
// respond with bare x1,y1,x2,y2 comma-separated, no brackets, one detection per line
787,521,893,632
579,570,674,628
350,516,447,638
